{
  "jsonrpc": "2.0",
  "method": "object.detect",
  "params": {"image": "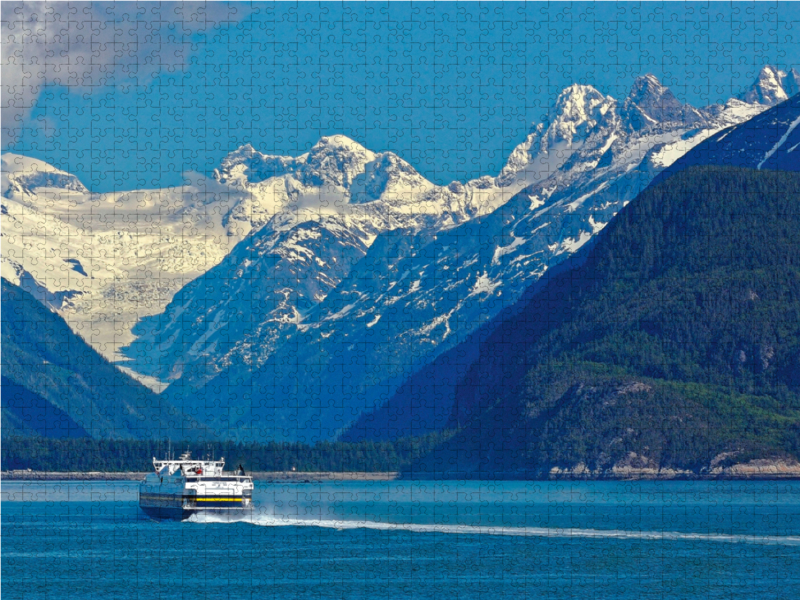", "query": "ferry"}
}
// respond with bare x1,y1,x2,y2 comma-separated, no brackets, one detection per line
138,450,254,520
